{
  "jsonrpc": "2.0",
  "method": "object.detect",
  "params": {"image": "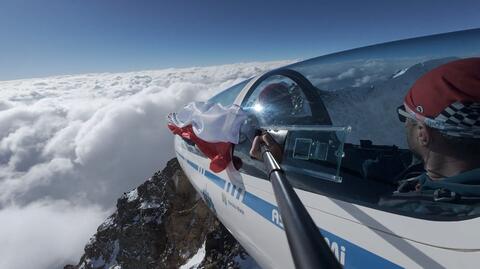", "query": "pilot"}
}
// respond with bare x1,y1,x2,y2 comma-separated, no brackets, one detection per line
387,58,480,210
